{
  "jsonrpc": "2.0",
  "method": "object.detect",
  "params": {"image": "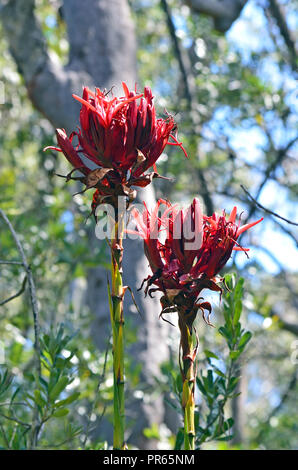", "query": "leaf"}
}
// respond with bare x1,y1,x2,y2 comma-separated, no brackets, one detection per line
238,331,252,350
213,367,226,378
218,326,232,343
204,350,219,360
233,299,242,326
229,350,241,360
49,376,69,402
53,408,69,418
174,428,184,450
55,392,80,407
34,389,46,407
